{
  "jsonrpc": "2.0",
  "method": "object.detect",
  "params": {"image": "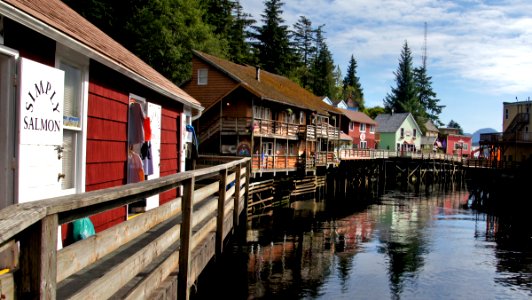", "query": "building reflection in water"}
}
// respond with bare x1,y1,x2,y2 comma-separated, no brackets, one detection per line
232,183,531,299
